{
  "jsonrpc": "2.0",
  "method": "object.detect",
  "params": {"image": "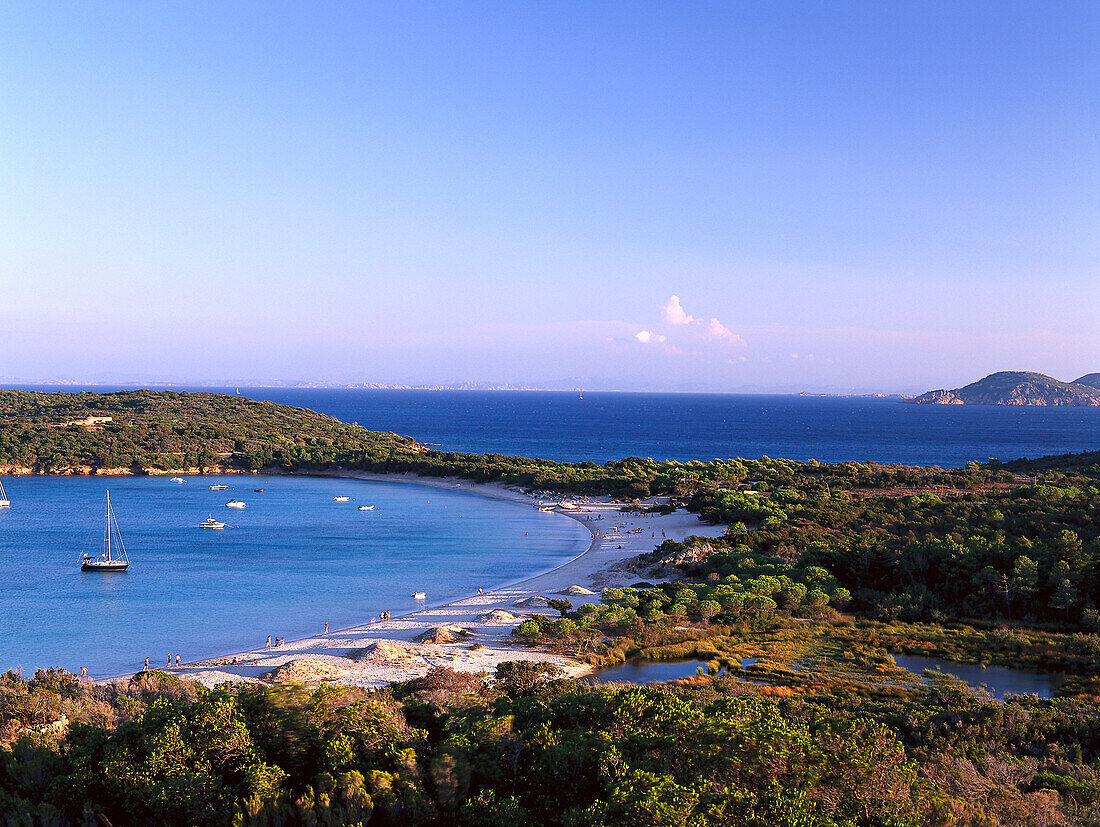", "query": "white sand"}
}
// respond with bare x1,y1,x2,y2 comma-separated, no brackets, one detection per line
152,473,726,688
